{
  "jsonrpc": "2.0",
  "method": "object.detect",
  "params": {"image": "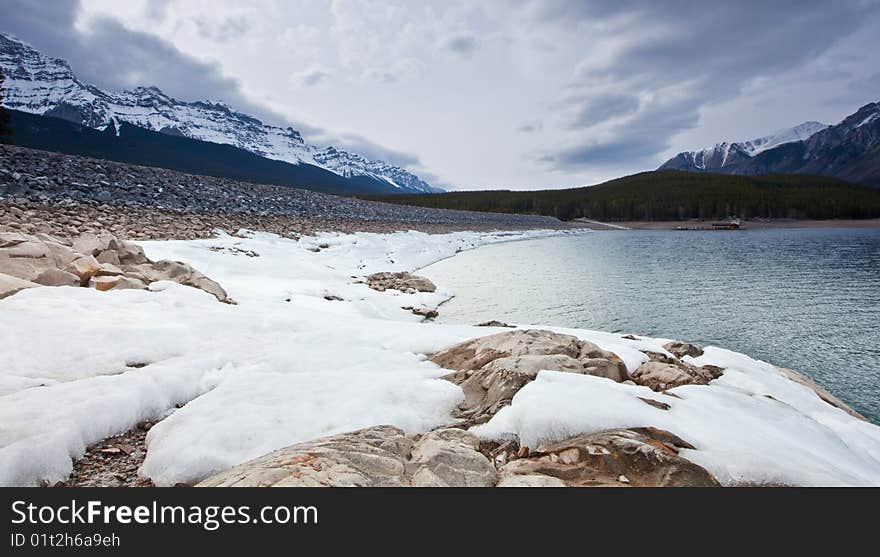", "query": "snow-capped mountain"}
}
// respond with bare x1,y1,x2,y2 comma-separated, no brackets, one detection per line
313,147,439,192
0,32,439,194
737,121,829,156
660,103,880,186
660,121,828,172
